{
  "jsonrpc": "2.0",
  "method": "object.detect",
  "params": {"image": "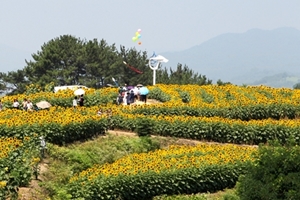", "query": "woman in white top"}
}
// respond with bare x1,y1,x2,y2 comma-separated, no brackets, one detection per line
13,99,19,109
27,100,33,111
22,98,28,110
